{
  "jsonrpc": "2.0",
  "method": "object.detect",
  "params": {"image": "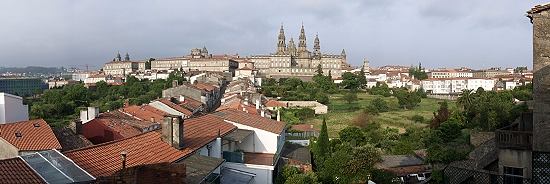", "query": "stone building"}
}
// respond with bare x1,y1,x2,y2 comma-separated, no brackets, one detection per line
102,52,140,76
150,47,239,76
250,24,349,80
